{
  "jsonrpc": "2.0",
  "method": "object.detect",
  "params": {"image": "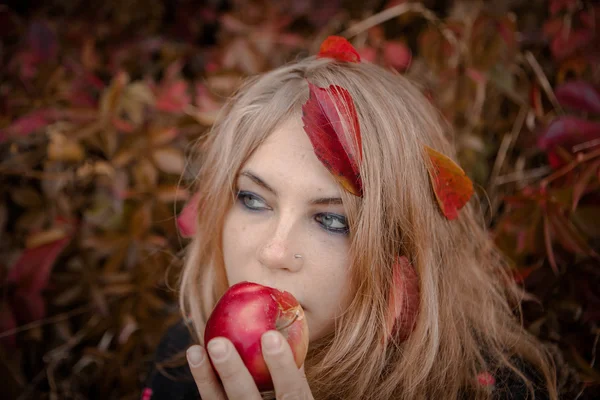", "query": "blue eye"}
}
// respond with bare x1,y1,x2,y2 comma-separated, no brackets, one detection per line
315,213,349,235
236,191,269,211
